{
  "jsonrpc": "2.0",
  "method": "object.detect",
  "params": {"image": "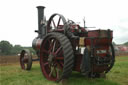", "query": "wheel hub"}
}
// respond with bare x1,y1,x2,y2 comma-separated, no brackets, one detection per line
48,54,55,64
